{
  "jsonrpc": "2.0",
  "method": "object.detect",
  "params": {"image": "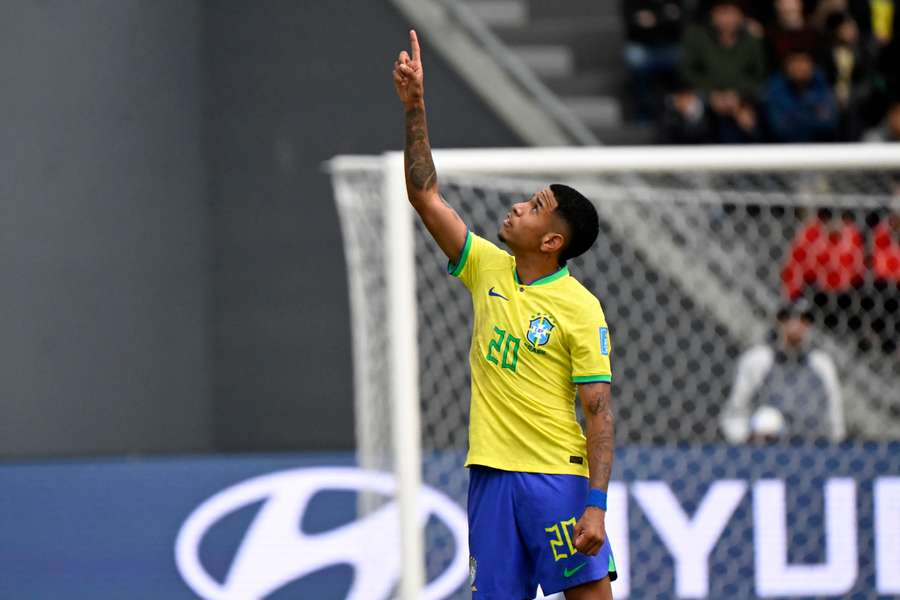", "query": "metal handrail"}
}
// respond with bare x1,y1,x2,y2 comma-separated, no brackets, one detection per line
439,0,601,146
